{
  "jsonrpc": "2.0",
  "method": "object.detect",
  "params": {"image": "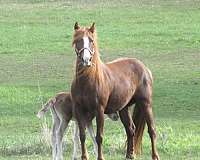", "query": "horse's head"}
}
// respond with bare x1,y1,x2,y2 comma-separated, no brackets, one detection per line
72,22,96,67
